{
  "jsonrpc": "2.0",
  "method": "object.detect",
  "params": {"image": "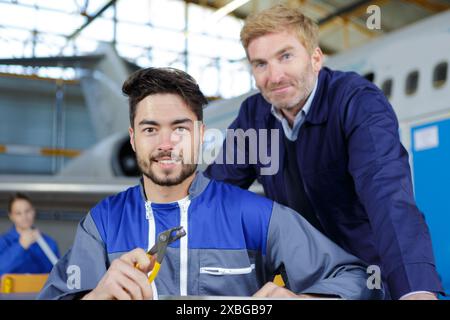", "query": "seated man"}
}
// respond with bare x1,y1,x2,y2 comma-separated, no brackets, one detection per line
38,67,383,300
